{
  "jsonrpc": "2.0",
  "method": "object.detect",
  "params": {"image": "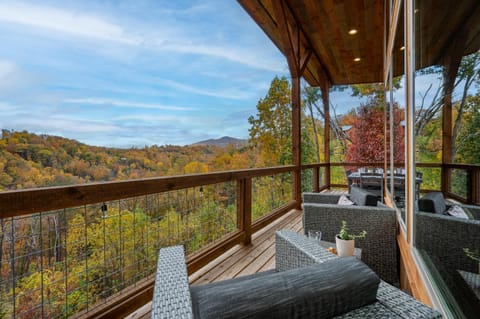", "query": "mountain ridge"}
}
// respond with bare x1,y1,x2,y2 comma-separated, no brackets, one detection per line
191,136,247,147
